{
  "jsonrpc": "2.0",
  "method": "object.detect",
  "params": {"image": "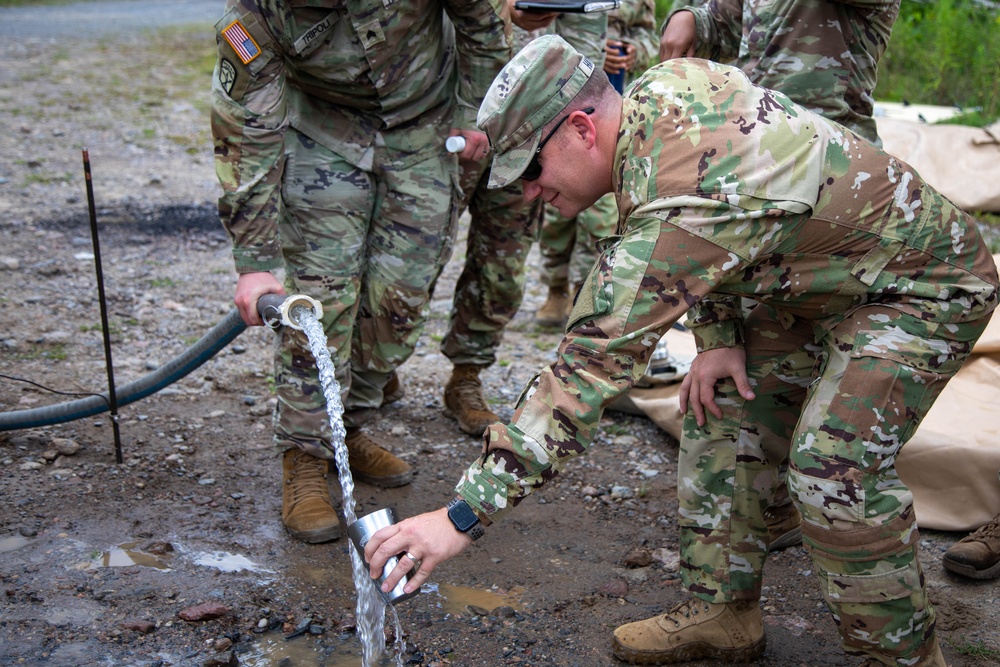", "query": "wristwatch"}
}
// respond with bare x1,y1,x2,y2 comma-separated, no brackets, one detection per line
447,497,485,541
